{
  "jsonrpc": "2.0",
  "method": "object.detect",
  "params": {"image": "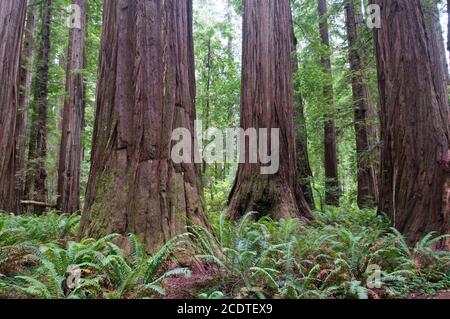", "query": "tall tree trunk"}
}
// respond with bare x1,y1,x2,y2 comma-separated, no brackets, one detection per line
14,1,38,213
25,0,52,214
447,0,450,67
227,0,313,221
345,0,378,208
421,0,449,82
57,0,86,213
202,37,212,175
0,0,28,212
373,0,450,245
292,34,315,209
318,0,340,206
80,0,211,252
